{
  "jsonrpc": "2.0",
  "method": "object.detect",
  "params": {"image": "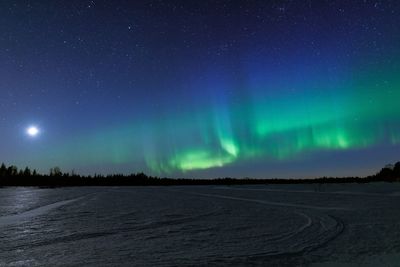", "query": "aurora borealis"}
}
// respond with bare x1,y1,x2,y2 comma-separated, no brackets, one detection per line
1,1,400,178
